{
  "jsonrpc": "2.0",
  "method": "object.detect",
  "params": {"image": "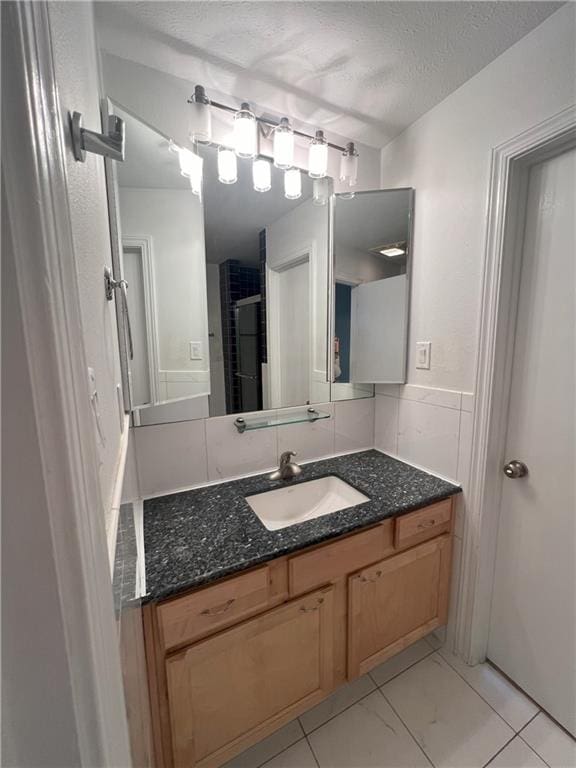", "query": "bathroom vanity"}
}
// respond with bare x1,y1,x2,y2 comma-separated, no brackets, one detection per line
141,450,460,768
